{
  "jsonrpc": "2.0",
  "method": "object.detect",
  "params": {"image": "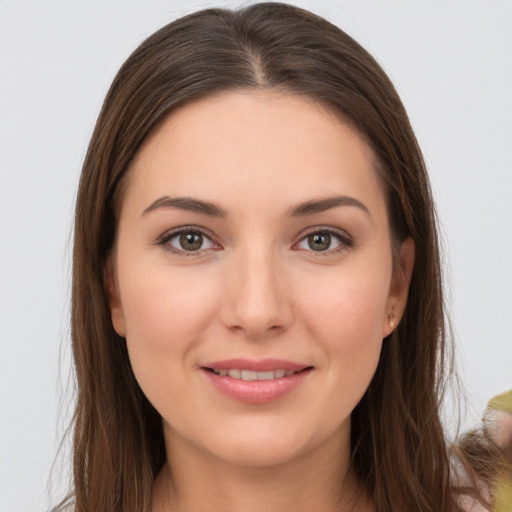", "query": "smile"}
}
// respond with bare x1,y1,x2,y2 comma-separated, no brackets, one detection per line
208,368,301,380
201,359,313,404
